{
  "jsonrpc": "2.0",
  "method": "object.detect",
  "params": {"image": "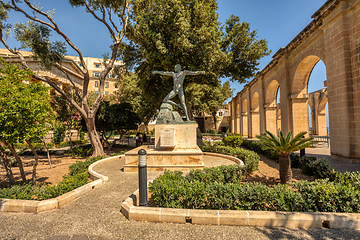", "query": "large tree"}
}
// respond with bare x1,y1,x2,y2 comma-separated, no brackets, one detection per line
94,101,141,153
0,57,53,183
120,0,270,110
0,0,130,157
118,72,158,129
186,80,233,131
